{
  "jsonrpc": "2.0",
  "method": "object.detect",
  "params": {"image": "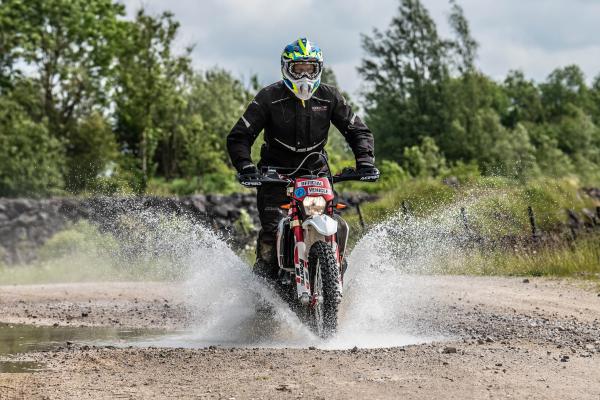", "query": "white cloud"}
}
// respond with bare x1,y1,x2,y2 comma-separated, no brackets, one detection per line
121,0,600,96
